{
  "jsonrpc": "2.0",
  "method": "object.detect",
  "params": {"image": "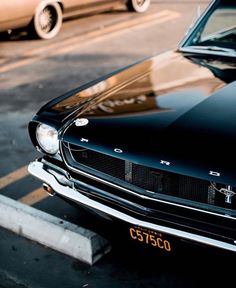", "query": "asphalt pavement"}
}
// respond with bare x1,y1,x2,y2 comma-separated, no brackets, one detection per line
2,1,234,287
0,221,235,288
